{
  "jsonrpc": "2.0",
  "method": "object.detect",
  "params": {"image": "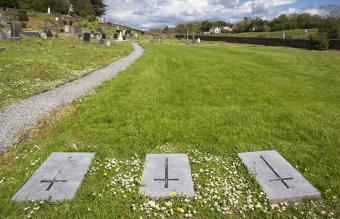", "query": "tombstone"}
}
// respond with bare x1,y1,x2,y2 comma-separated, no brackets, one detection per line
96,34,101,41
117,32,123,41
48,6,51,14
139,154,195,199
12,152,95,202
238,150,321,203
102,32,106,40
10,22,22,38
197,38,201,43
91,33,94,39
64,25,70,33
106,41,111,47
40,32,47,39
0,30,10,41
44,29,53,38
122,29,126,36
83,33,91,43
192,37,196,44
